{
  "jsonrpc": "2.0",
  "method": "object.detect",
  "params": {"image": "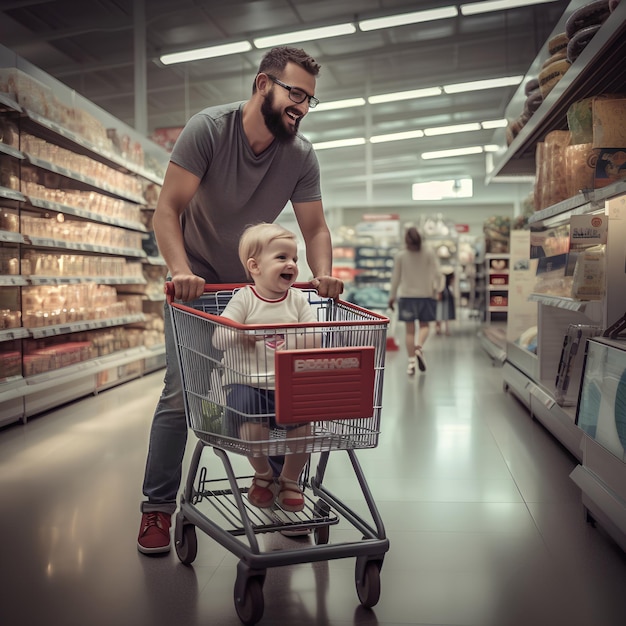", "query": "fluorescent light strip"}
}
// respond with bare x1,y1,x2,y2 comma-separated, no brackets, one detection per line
421,146,485,160
424,122,481,136
481,118,508,129
311,98,367,112
254,23,355,48
160,41,252,65
460,0,559,17
313,138,366,150
443,75,523,93
368,87,442,104
359,6,458,31
370,130,425,143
